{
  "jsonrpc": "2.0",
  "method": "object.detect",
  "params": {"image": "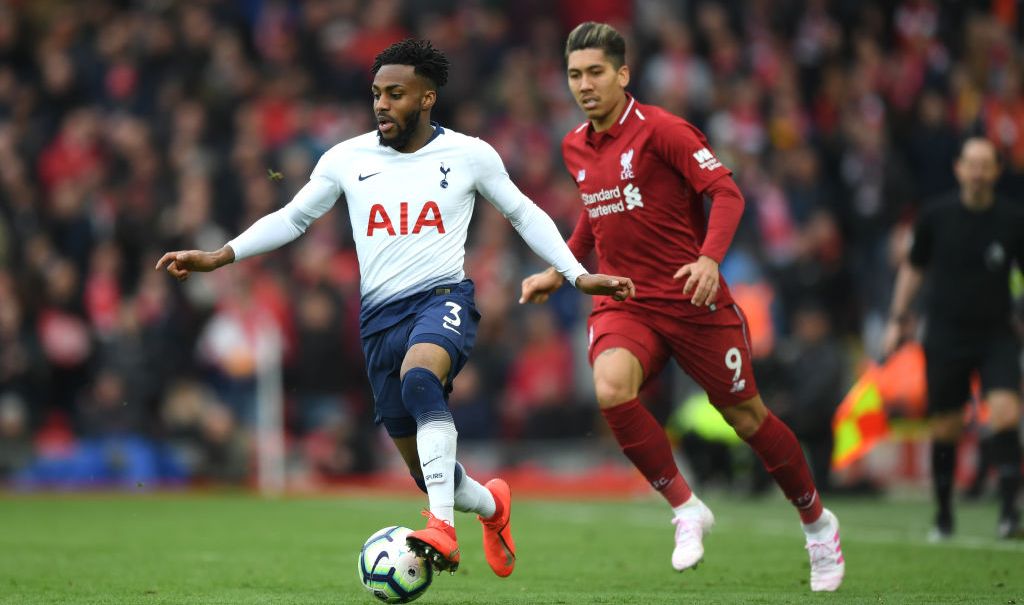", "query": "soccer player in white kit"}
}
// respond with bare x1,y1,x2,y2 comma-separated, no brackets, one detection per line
156,39,635,577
